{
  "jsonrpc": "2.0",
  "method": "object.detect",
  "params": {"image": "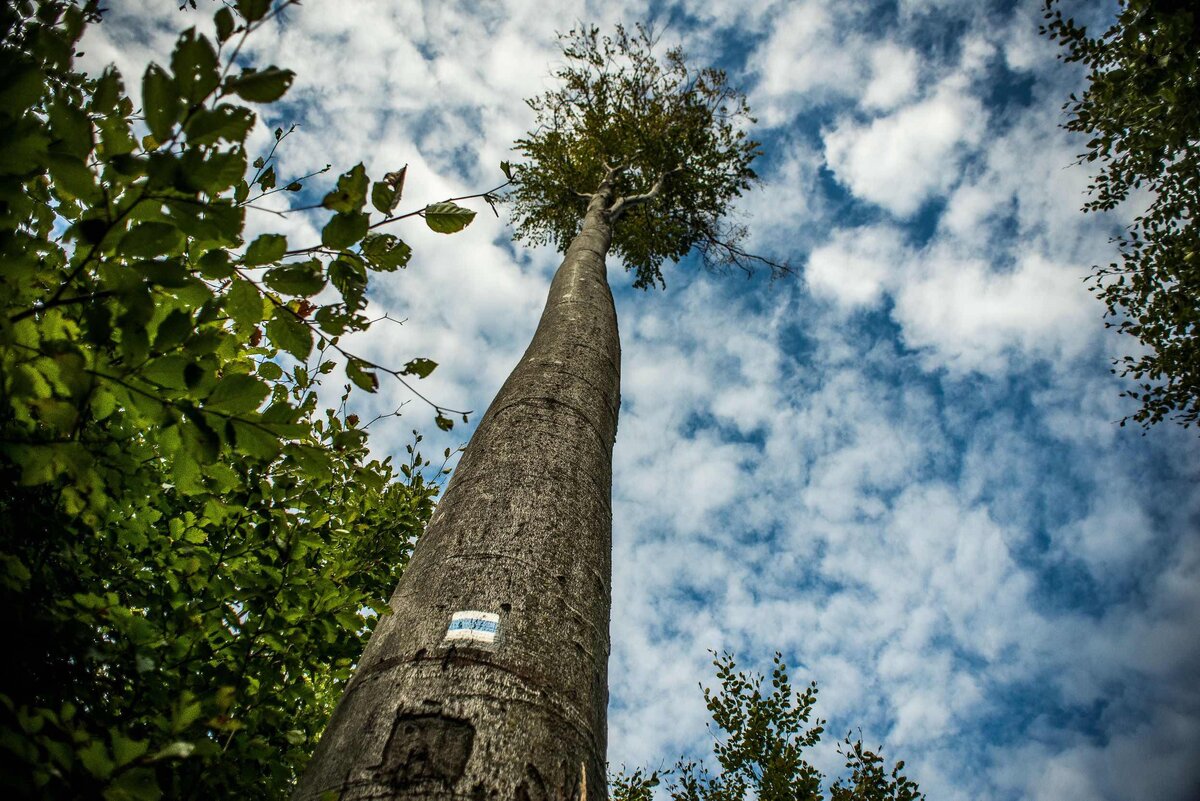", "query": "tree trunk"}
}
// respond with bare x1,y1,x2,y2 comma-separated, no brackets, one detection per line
294,187,620,801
